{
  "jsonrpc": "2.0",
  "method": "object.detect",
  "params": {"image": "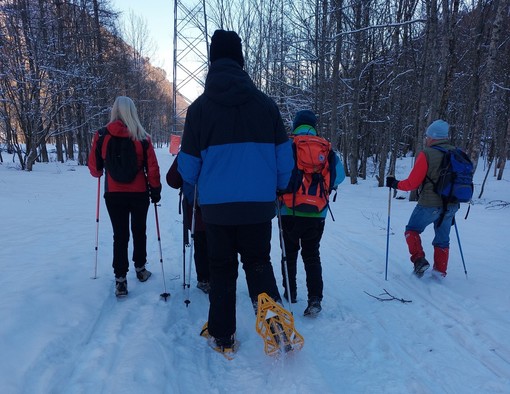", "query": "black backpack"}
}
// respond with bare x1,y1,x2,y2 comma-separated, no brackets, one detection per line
97,127,148,183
